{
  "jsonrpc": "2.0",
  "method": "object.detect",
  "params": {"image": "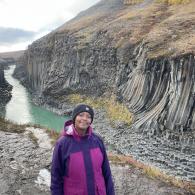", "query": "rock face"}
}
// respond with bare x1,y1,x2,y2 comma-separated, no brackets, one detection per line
0,62,5,84
13,0,195,181
121,52,195,133
0,61,12,105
